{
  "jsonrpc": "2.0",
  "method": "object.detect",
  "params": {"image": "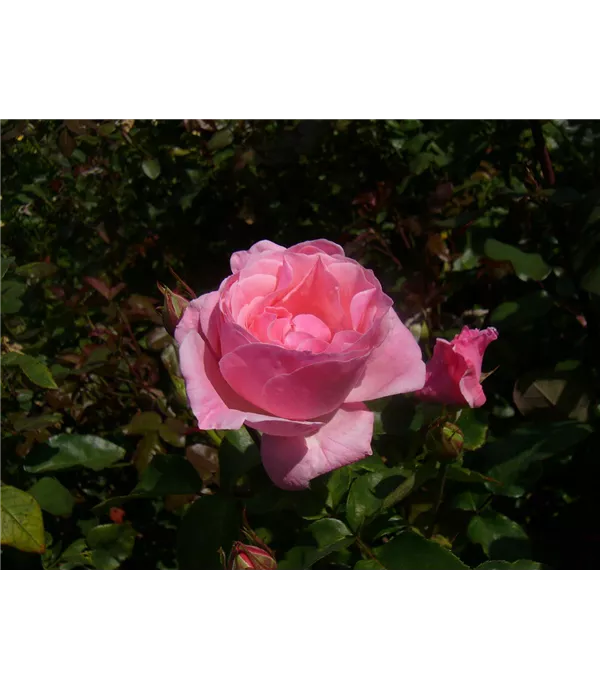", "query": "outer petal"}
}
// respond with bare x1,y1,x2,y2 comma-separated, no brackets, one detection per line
289,239,345,257
230,240,284,273
179,331,328,436
415,339,469,406
179,331,247,429
345,307,426,402
174,291,220,353
219,342,369,420
260,403,374,490
453,327,498,382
